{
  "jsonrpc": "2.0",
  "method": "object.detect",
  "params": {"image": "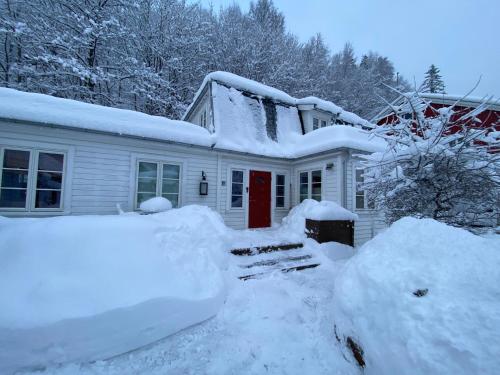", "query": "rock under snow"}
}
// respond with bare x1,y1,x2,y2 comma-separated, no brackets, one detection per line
0,206,229,374
139,196,172,213
333,217,500,375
